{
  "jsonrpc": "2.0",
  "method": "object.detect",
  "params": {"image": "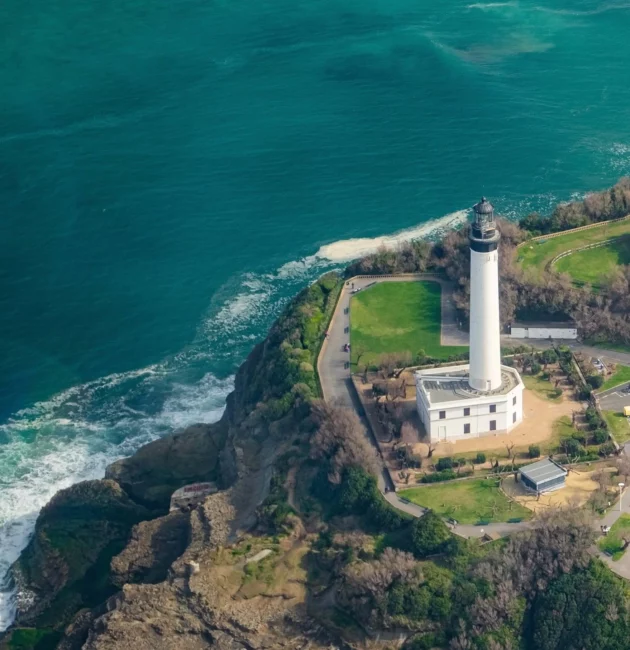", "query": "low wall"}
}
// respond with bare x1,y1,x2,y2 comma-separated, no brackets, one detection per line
516,214,630,249
547,238,617,273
